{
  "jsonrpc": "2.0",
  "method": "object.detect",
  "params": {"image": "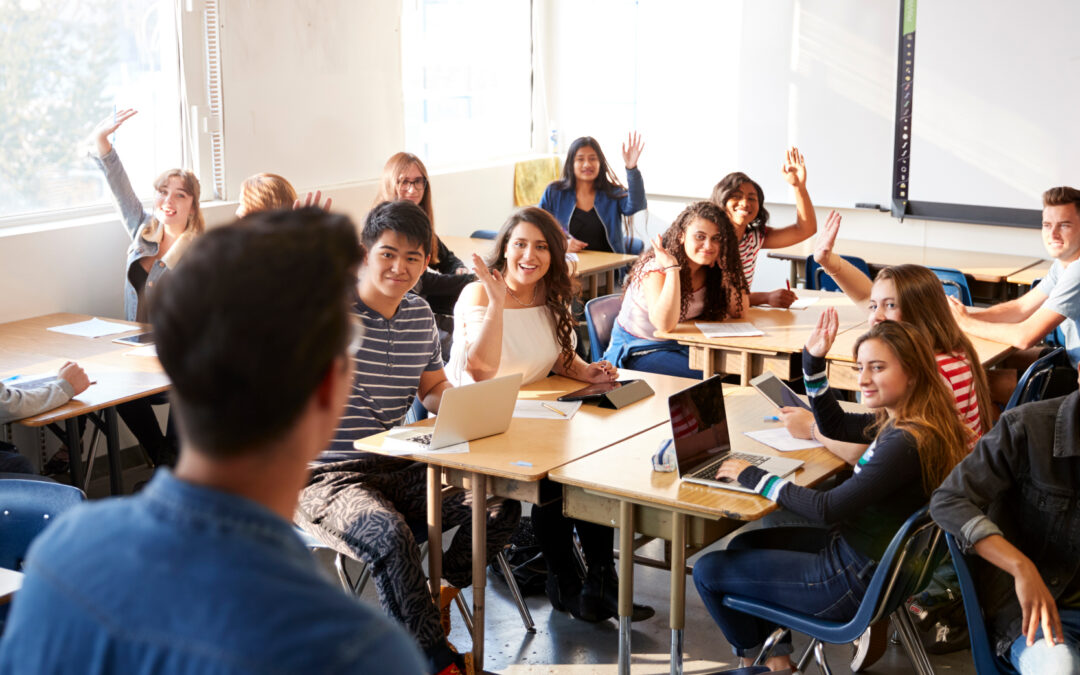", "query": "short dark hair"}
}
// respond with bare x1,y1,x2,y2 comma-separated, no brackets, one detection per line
150,208,363,458
362,200,433,257
1043,186,1080,217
